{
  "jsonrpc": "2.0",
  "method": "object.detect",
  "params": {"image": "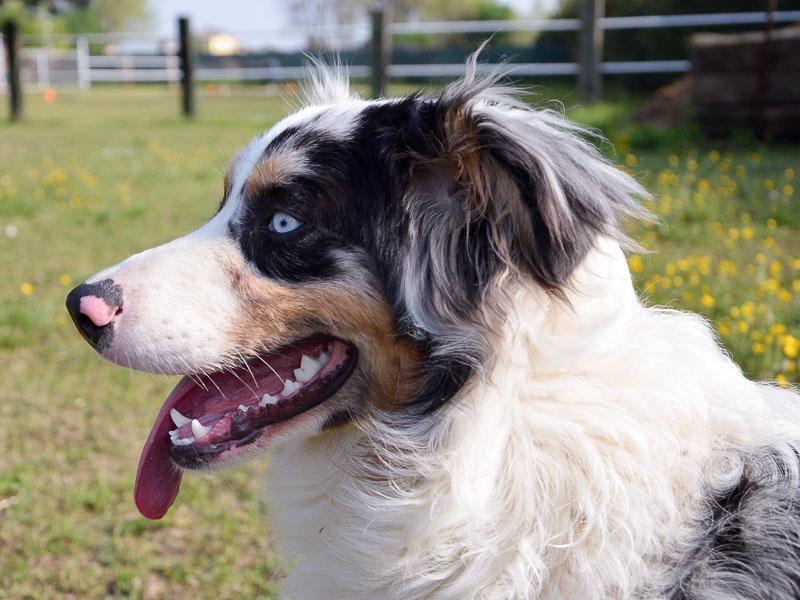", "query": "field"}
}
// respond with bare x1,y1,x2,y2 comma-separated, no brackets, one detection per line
1,84,798,599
